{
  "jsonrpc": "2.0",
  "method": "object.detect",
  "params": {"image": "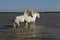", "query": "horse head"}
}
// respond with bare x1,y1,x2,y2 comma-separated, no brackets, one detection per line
31,10,40,19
